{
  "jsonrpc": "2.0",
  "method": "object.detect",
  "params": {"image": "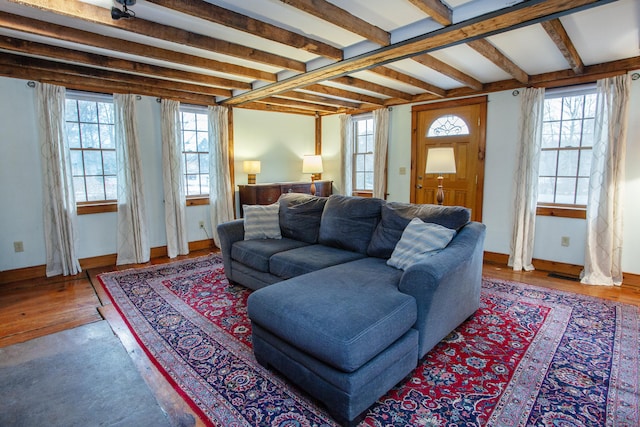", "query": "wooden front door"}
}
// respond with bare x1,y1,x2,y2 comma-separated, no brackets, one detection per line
411,96,487,221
